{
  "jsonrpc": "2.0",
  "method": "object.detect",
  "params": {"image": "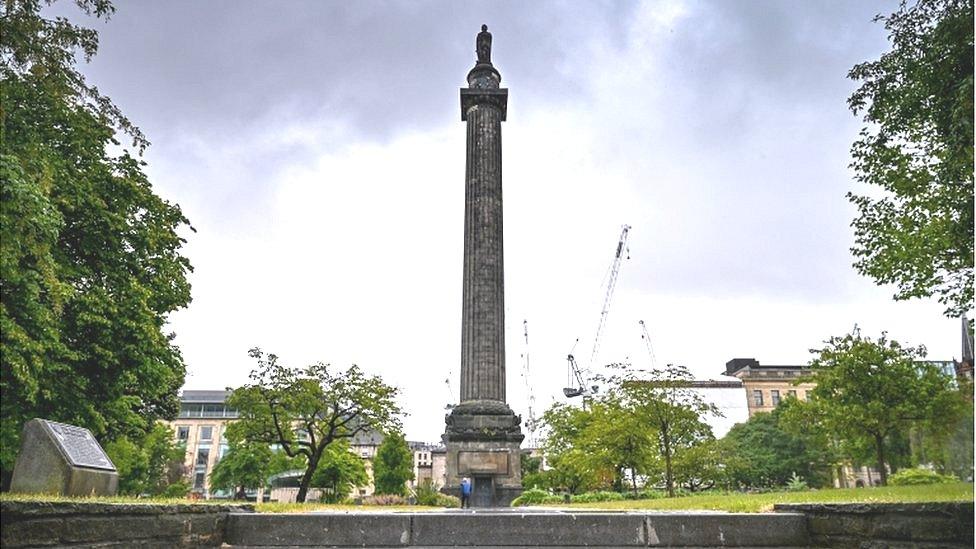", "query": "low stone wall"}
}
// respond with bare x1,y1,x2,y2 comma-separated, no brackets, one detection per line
0,500,254,548
774,502,975,548
224,511,810,547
